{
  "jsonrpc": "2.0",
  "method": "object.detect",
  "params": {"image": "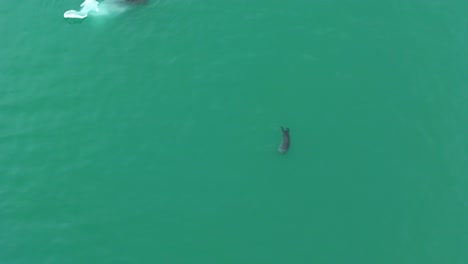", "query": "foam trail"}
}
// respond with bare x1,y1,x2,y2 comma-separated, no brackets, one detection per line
64,0,100,19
